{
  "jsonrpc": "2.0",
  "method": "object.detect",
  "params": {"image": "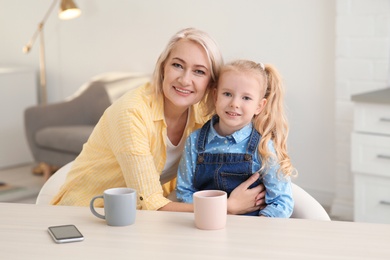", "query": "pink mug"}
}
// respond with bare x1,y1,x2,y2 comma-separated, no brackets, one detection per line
193,190,227,230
